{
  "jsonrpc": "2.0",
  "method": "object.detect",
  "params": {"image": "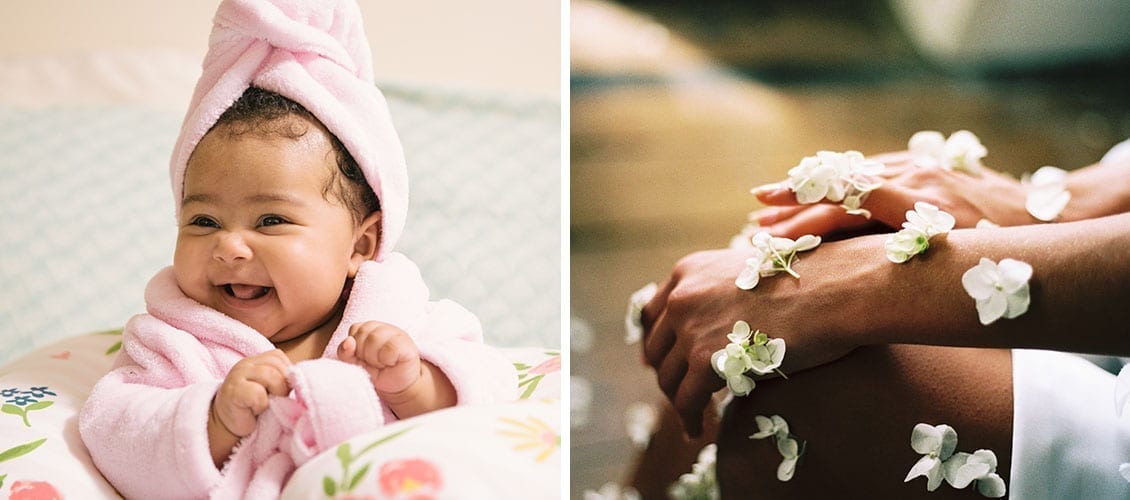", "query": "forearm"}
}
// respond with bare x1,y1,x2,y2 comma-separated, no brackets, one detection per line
858,212,1130,355
378,361,456,419
208,402,240,467
1062,155,1130,221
